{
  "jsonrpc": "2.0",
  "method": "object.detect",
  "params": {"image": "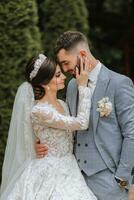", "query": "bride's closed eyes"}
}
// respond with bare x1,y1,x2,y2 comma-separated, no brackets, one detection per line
55,67,64,78
55,71,61,78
